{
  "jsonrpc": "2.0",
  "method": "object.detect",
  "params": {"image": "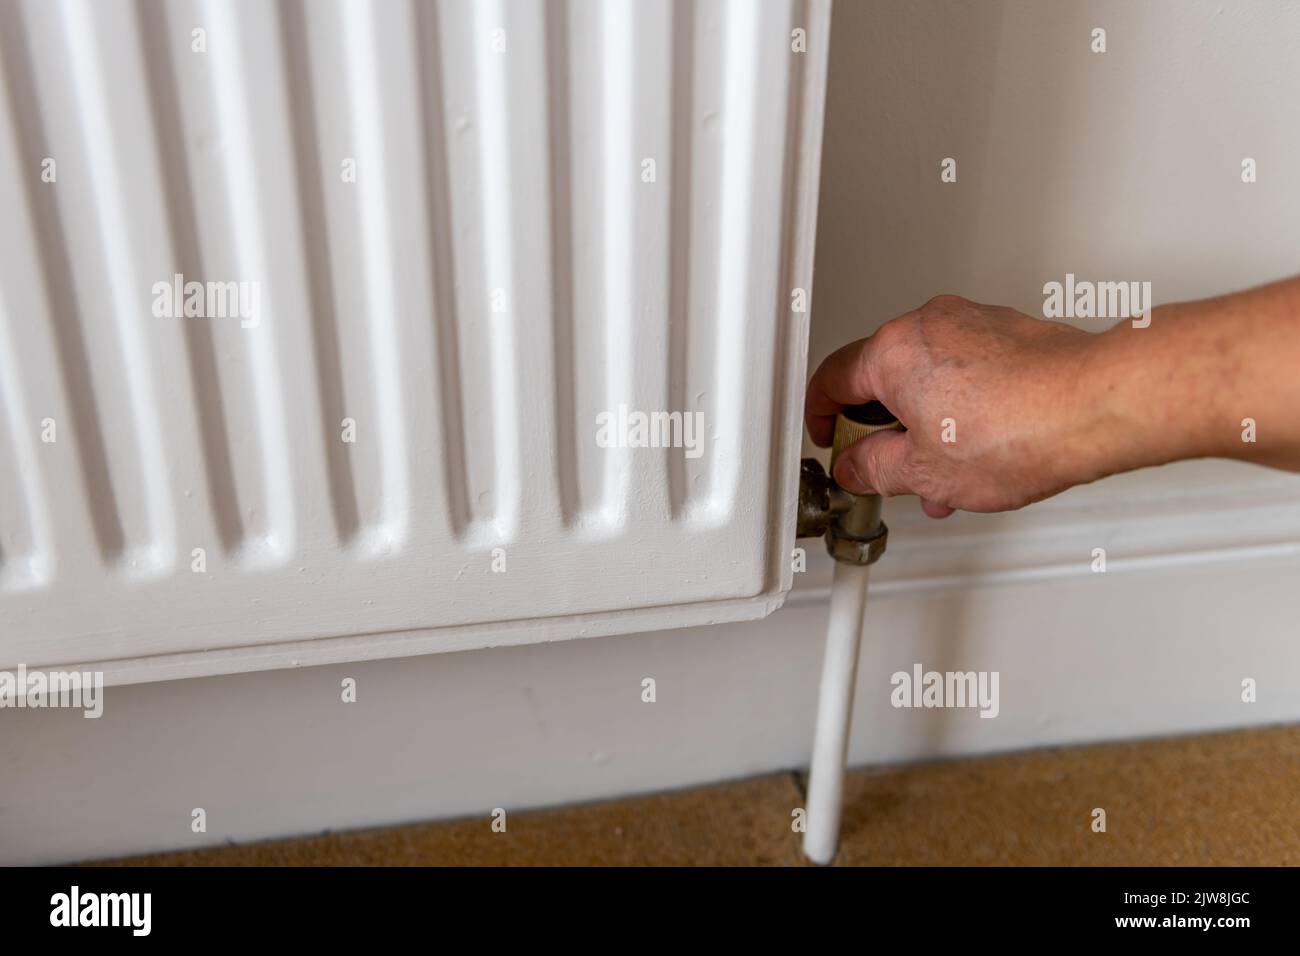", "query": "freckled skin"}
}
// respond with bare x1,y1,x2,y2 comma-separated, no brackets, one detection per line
806,279,1300,518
